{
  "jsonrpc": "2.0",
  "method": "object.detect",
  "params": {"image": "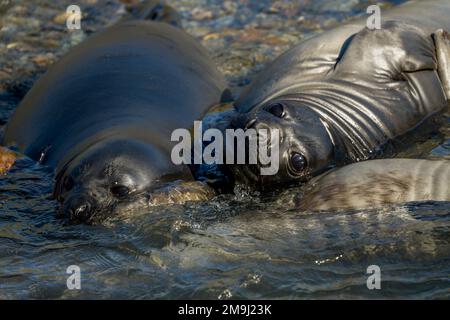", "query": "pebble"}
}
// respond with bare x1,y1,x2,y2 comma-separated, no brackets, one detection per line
31,53,55,68
0,146,17,175
52,12,69,25
192,7,214,21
